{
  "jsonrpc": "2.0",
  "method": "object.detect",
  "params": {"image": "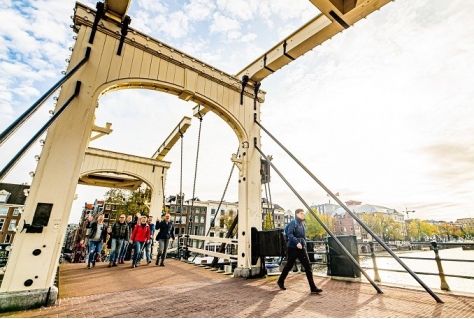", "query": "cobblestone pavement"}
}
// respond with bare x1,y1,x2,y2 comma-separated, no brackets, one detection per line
1,260,473,318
